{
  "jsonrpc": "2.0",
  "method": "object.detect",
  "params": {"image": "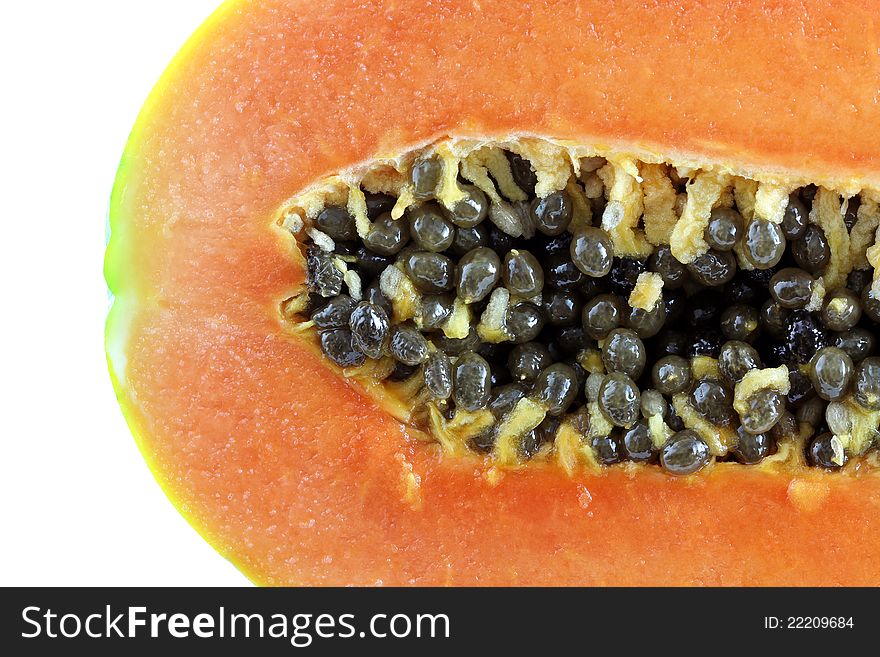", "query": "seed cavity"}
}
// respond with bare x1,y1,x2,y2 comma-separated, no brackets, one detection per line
280,137,880,474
